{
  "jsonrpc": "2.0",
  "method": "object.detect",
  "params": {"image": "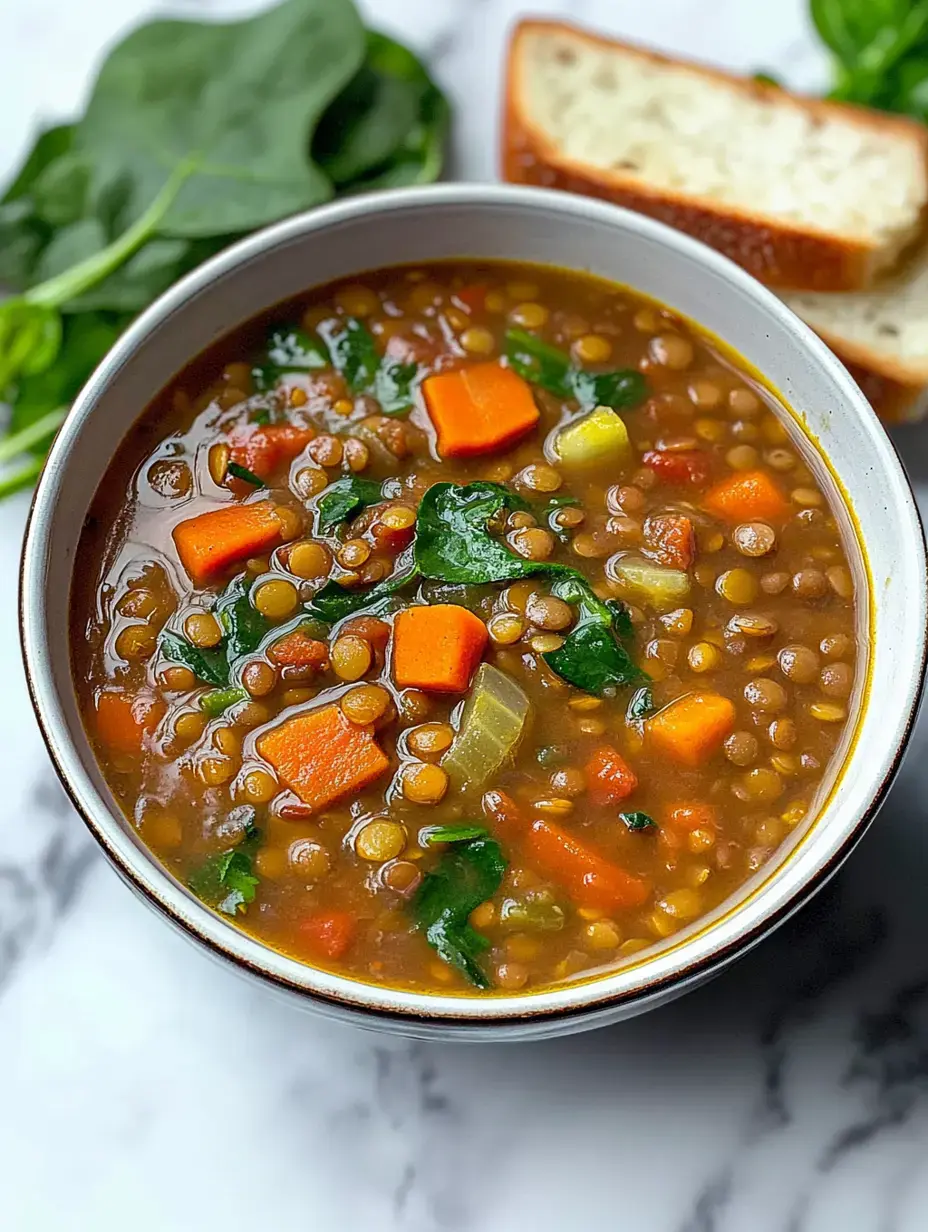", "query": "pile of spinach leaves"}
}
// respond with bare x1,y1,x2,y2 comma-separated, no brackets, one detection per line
0,0,449,498
809,0,928,113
